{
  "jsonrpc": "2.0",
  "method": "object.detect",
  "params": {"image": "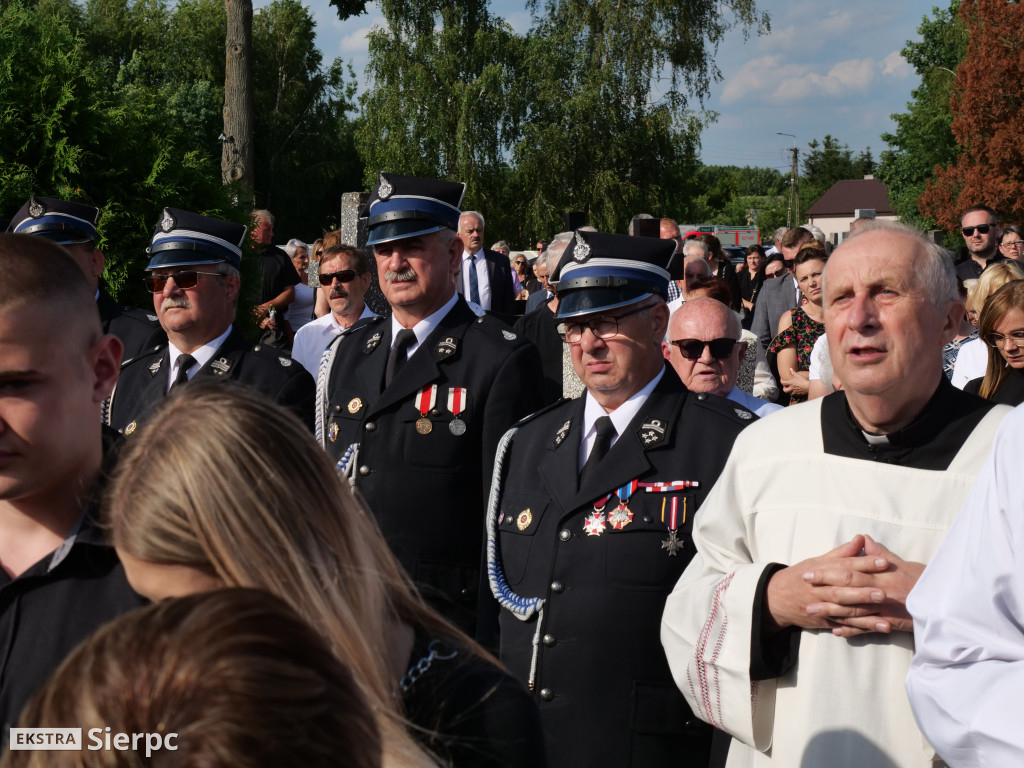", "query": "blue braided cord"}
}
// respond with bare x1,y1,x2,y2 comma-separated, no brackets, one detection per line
100,393,112,426
486,426,545,620
335,442,357,476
